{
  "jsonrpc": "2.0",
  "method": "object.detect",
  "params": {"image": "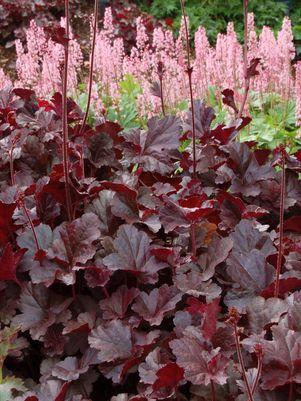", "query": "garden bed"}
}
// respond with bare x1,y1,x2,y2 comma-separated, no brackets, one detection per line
1,1,301,401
